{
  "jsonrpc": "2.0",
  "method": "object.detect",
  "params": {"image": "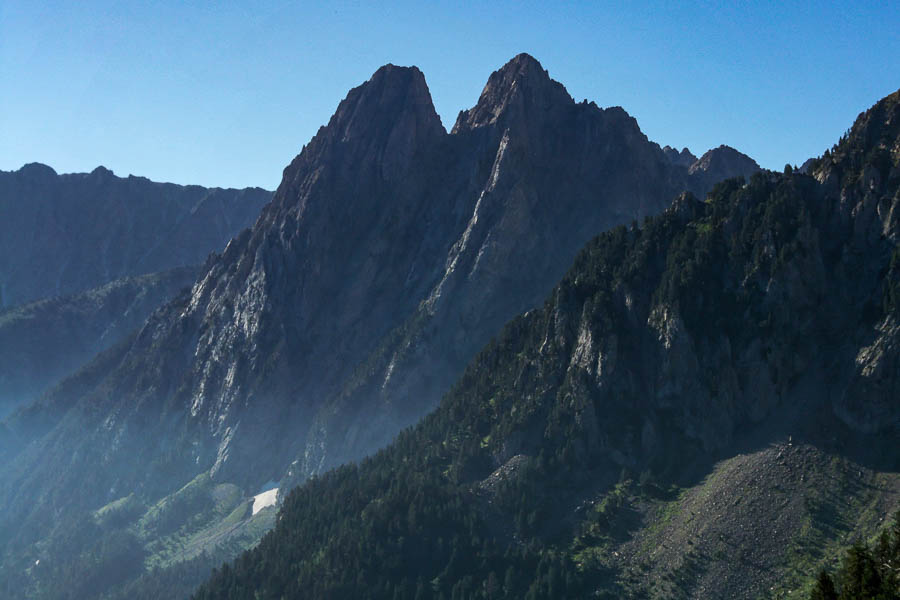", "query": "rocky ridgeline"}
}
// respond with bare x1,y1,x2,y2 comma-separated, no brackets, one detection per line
0,164,271,309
